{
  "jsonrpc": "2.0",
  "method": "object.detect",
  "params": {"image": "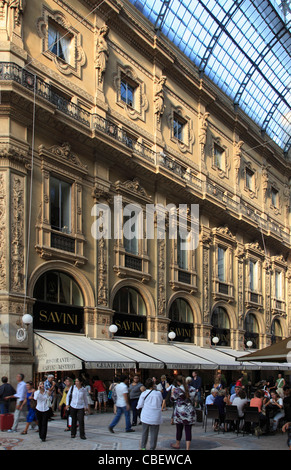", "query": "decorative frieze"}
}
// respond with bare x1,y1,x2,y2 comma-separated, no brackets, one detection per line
10,173,25,293
0,172,7,290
